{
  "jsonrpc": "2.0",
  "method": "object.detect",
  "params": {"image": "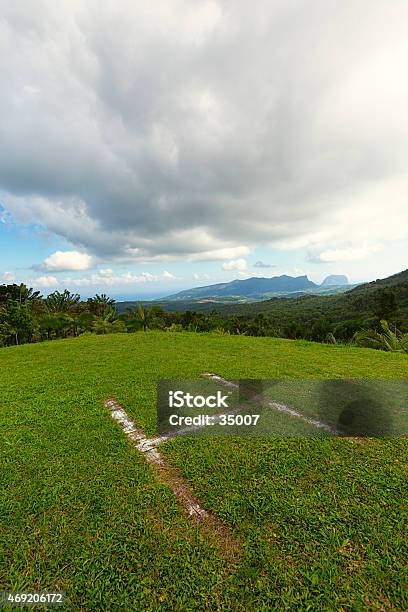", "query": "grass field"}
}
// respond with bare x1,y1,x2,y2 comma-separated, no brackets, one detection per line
1,332,407,610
